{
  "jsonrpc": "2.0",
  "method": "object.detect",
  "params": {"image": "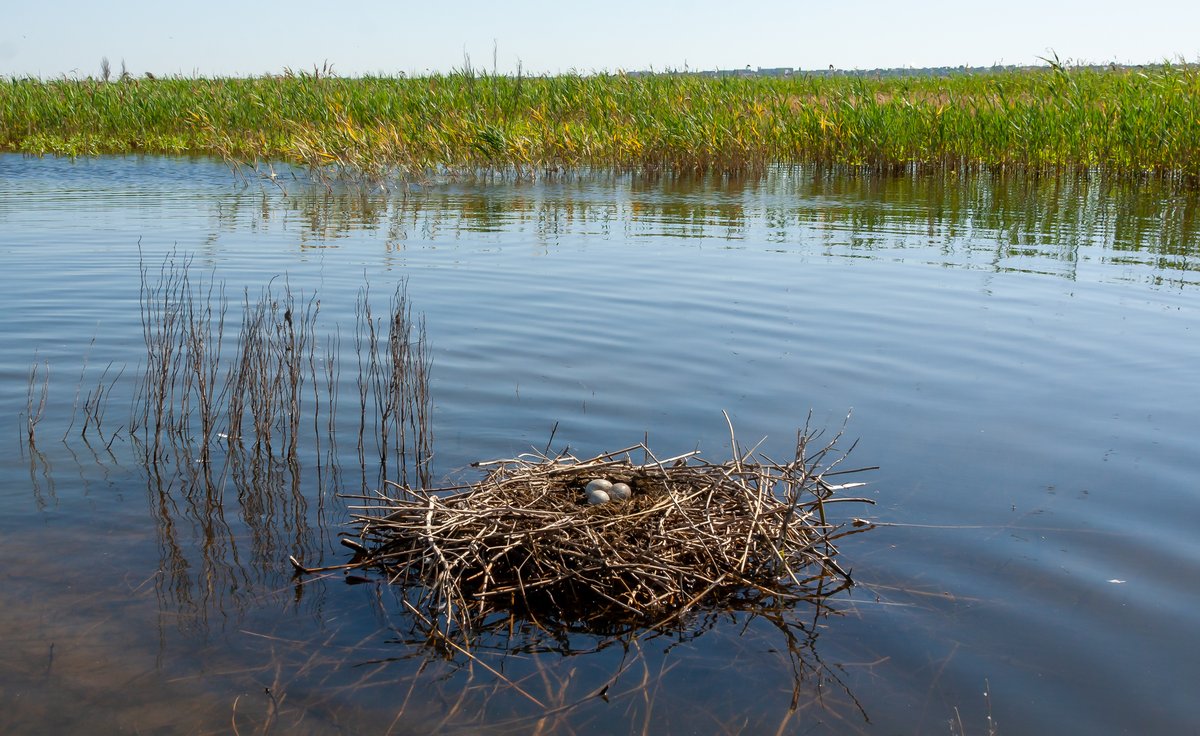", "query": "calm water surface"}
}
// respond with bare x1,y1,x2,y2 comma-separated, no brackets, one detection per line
1,155,1198,734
